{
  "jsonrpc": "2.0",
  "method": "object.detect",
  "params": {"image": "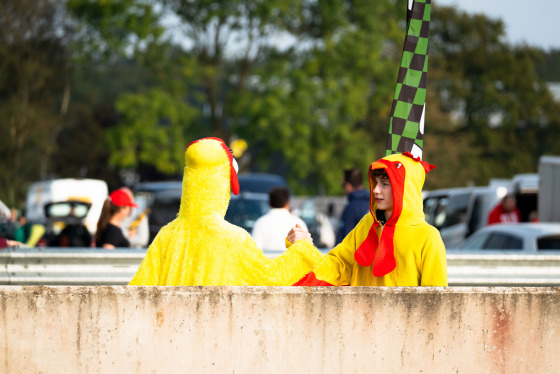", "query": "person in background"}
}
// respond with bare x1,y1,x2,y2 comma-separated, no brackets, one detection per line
335,168,370,245
251,186,310,251
487,193,521,225
528,211,539,223
14,209,32,244
95,188,138,249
